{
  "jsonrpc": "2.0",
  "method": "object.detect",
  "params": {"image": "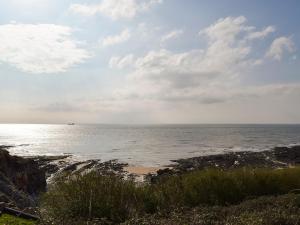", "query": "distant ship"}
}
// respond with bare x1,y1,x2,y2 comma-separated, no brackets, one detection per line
67,123,75,125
